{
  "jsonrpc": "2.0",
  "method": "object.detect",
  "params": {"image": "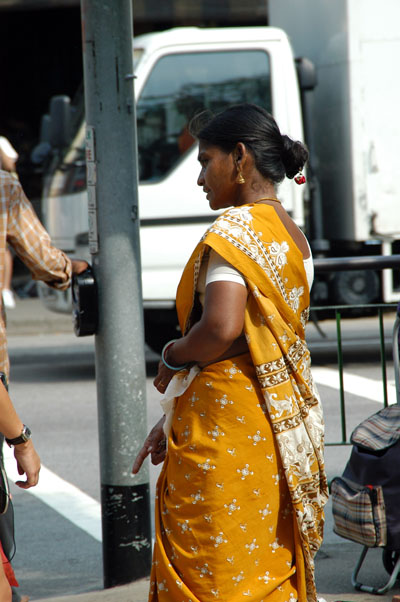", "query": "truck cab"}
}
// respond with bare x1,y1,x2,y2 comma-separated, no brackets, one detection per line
37,26,306,350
